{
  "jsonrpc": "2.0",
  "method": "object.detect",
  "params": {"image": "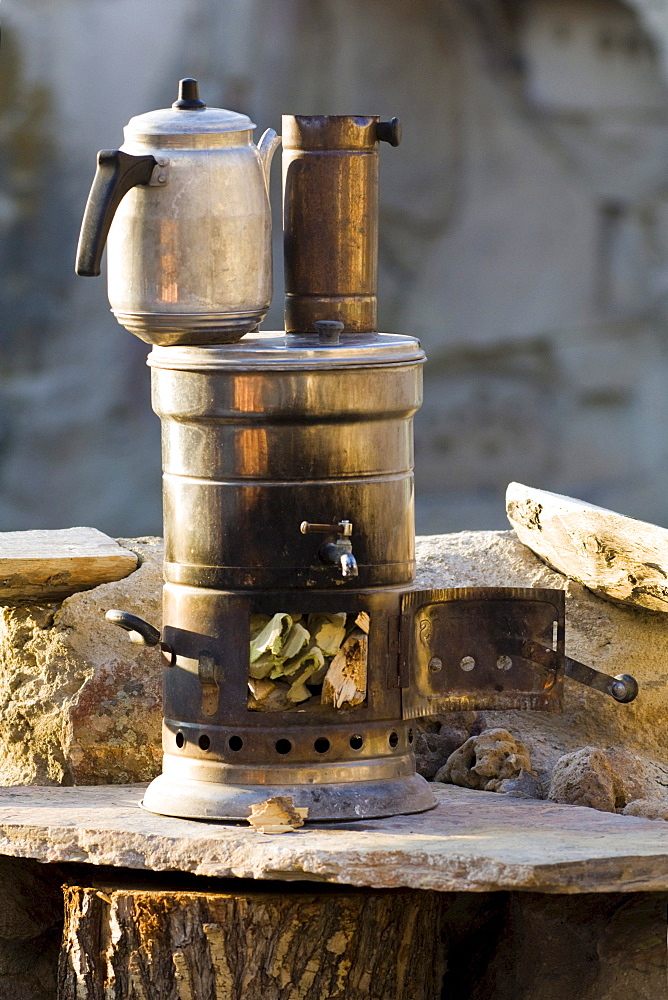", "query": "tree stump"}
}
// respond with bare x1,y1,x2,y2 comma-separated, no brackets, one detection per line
58,878,448,1000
